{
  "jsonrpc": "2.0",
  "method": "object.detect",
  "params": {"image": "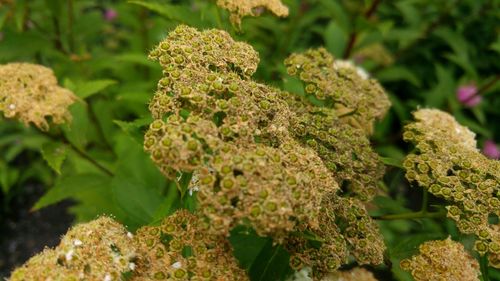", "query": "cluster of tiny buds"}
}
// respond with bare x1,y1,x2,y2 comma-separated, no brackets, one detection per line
400,237,480,281
215,0,289,27
0,63,77,130
143,25,388,277
10,217,137,281
403,109,500,267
